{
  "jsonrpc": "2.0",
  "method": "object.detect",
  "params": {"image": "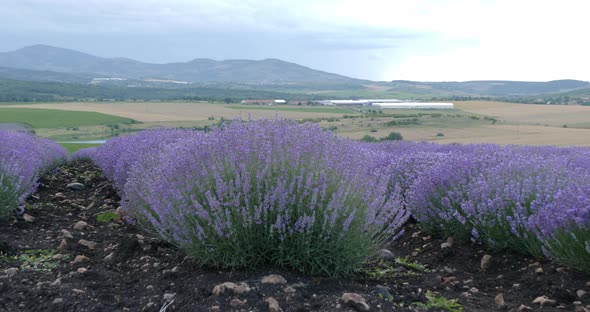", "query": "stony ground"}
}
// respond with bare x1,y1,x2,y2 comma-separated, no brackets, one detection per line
1,160,589,312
